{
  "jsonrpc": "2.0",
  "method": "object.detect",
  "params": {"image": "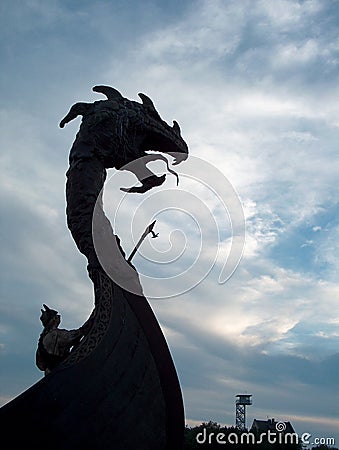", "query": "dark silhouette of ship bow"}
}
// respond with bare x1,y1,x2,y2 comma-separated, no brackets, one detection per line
0,270,184,450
